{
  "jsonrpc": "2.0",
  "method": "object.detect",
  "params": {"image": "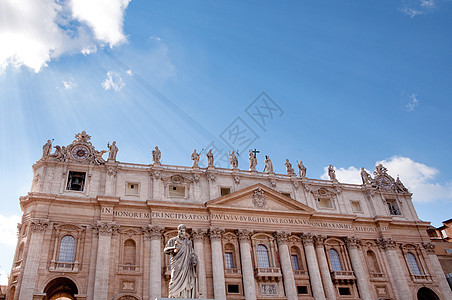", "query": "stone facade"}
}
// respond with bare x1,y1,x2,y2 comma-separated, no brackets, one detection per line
428,219,452,290
6,132,452,300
